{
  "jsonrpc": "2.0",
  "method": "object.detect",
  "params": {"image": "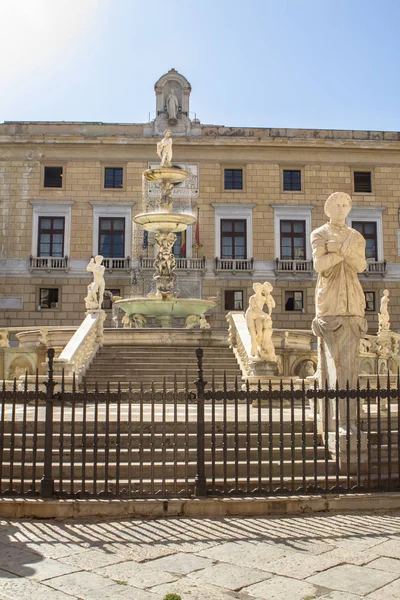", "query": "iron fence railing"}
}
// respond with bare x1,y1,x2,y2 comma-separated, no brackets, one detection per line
0,348,399,499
